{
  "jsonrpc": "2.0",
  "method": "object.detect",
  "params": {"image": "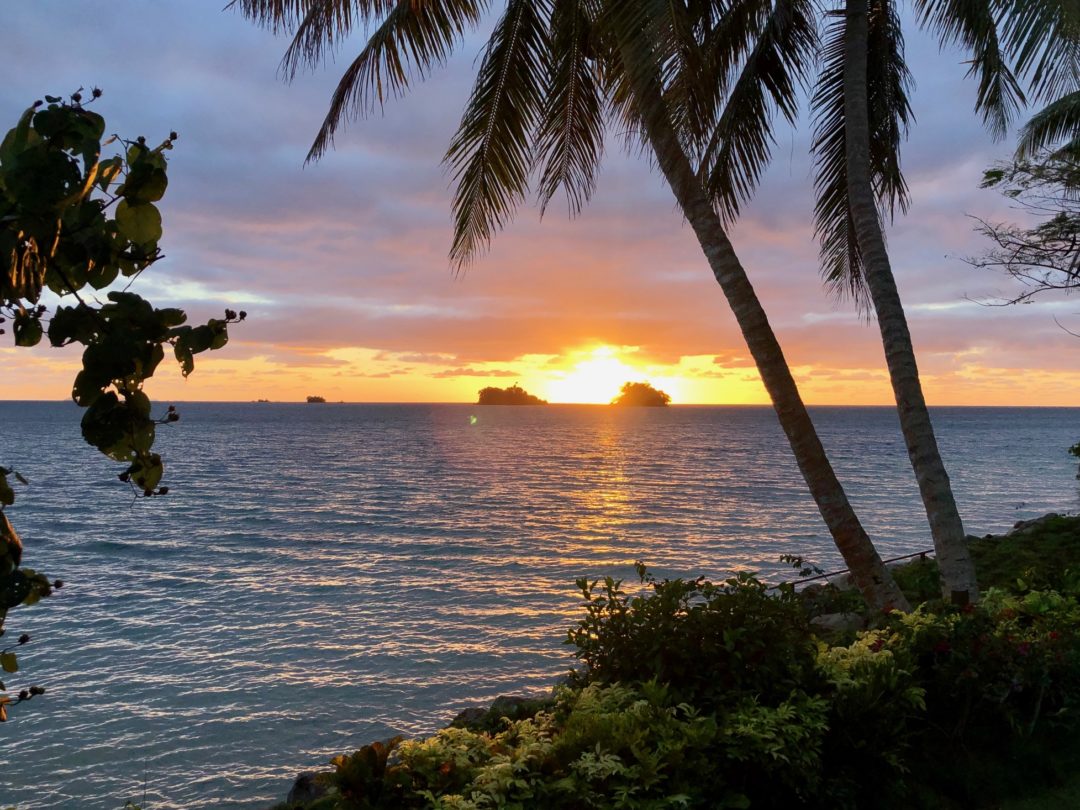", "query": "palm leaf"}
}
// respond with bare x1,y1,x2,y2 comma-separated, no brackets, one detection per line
534,0,607,217
811,0,912,307
1000,0,1080,106
594,0,670,149
444,0,552,267
1018,91,1080,158
699,0,818,222
912,0,1024,138
233,1,486,162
